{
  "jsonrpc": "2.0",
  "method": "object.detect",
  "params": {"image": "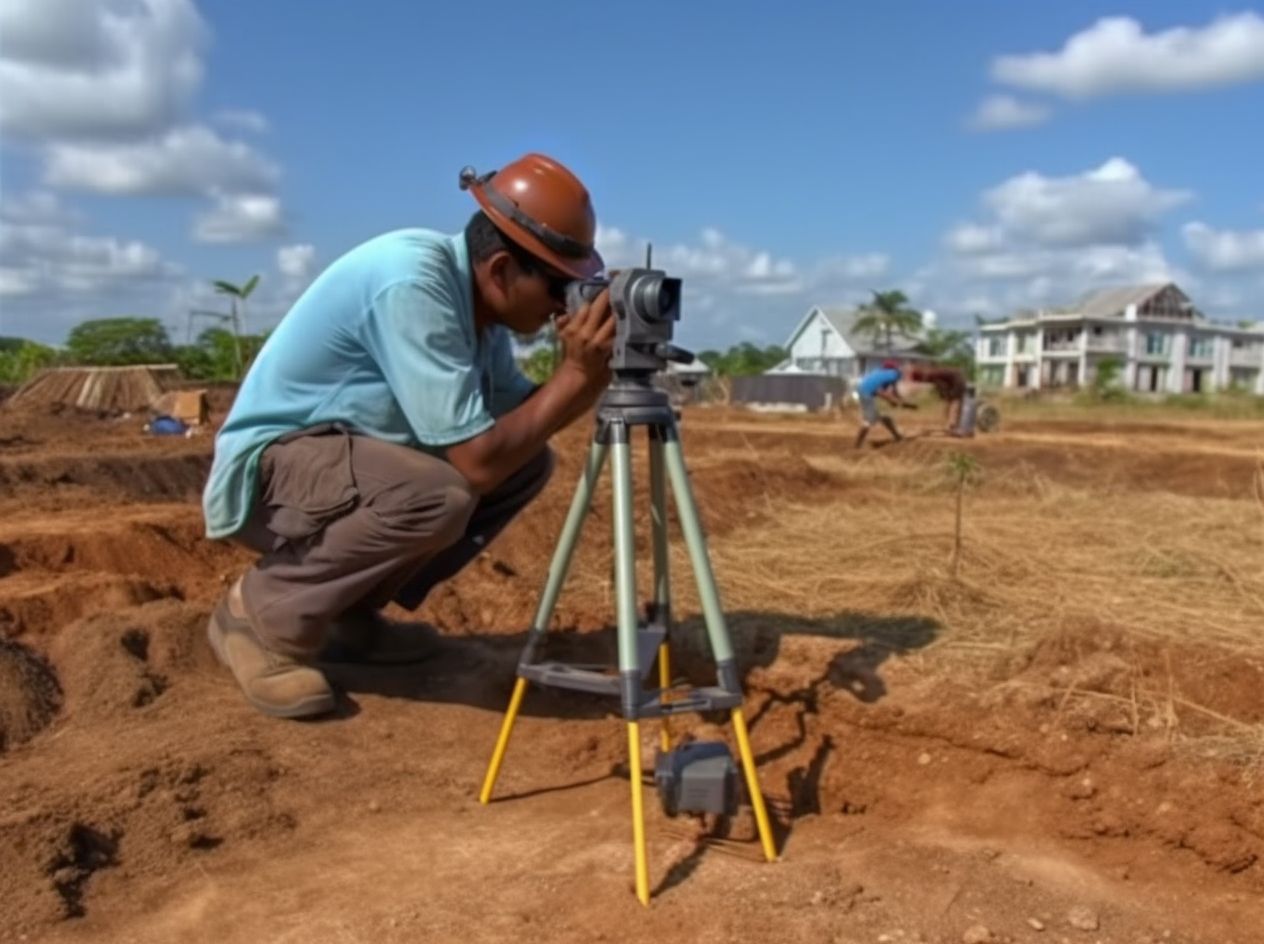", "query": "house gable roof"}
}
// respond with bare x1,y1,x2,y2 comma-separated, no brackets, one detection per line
1070,283,1185,319
816,307,924,355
